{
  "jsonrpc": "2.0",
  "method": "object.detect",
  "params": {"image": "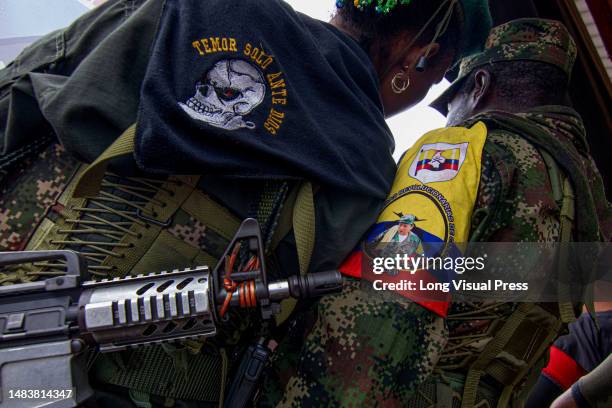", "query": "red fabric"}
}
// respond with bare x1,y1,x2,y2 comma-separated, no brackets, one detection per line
339,250,450,318
339,250,363,278
542,345,587,390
